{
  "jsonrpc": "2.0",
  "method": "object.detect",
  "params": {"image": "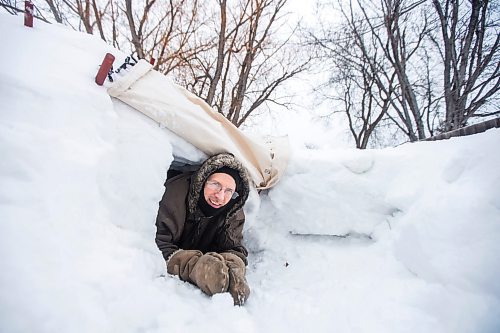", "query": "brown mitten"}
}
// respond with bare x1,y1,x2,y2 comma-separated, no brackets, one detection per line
221,252,251,306
166,249,203,281
189,252,230,296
